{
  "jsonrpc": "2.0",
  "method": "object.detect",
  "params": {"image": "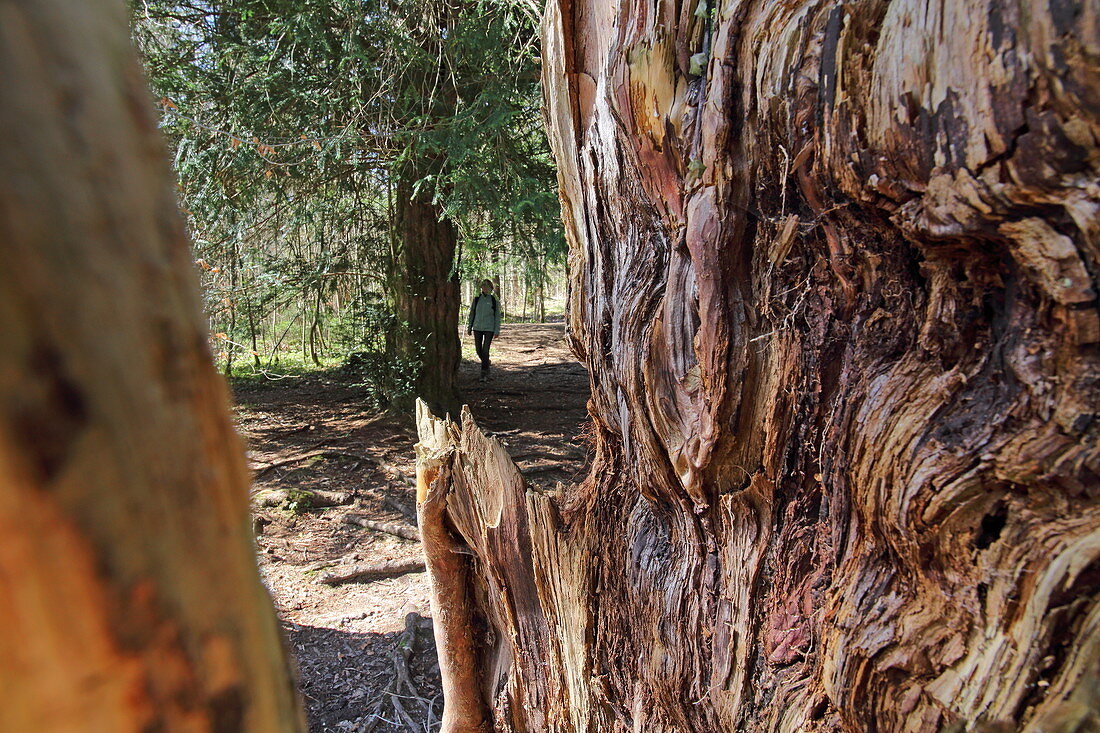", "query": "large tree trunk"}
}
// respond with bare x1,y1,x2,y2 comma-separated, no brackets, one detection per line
417,0,1100,730
395,169,461,416
0,2,303,730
